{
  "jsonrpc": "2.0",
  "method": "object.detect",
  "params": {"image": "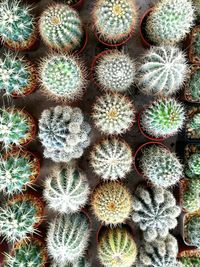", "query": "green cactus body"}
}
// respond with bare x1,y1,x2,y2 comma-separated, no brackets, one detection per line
183,188,200,213
186,153,200,179
180,256,200,267
52,257,91,267
186,215,200,248
98,227,137,267
188,69,200,100
188,113,200,138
